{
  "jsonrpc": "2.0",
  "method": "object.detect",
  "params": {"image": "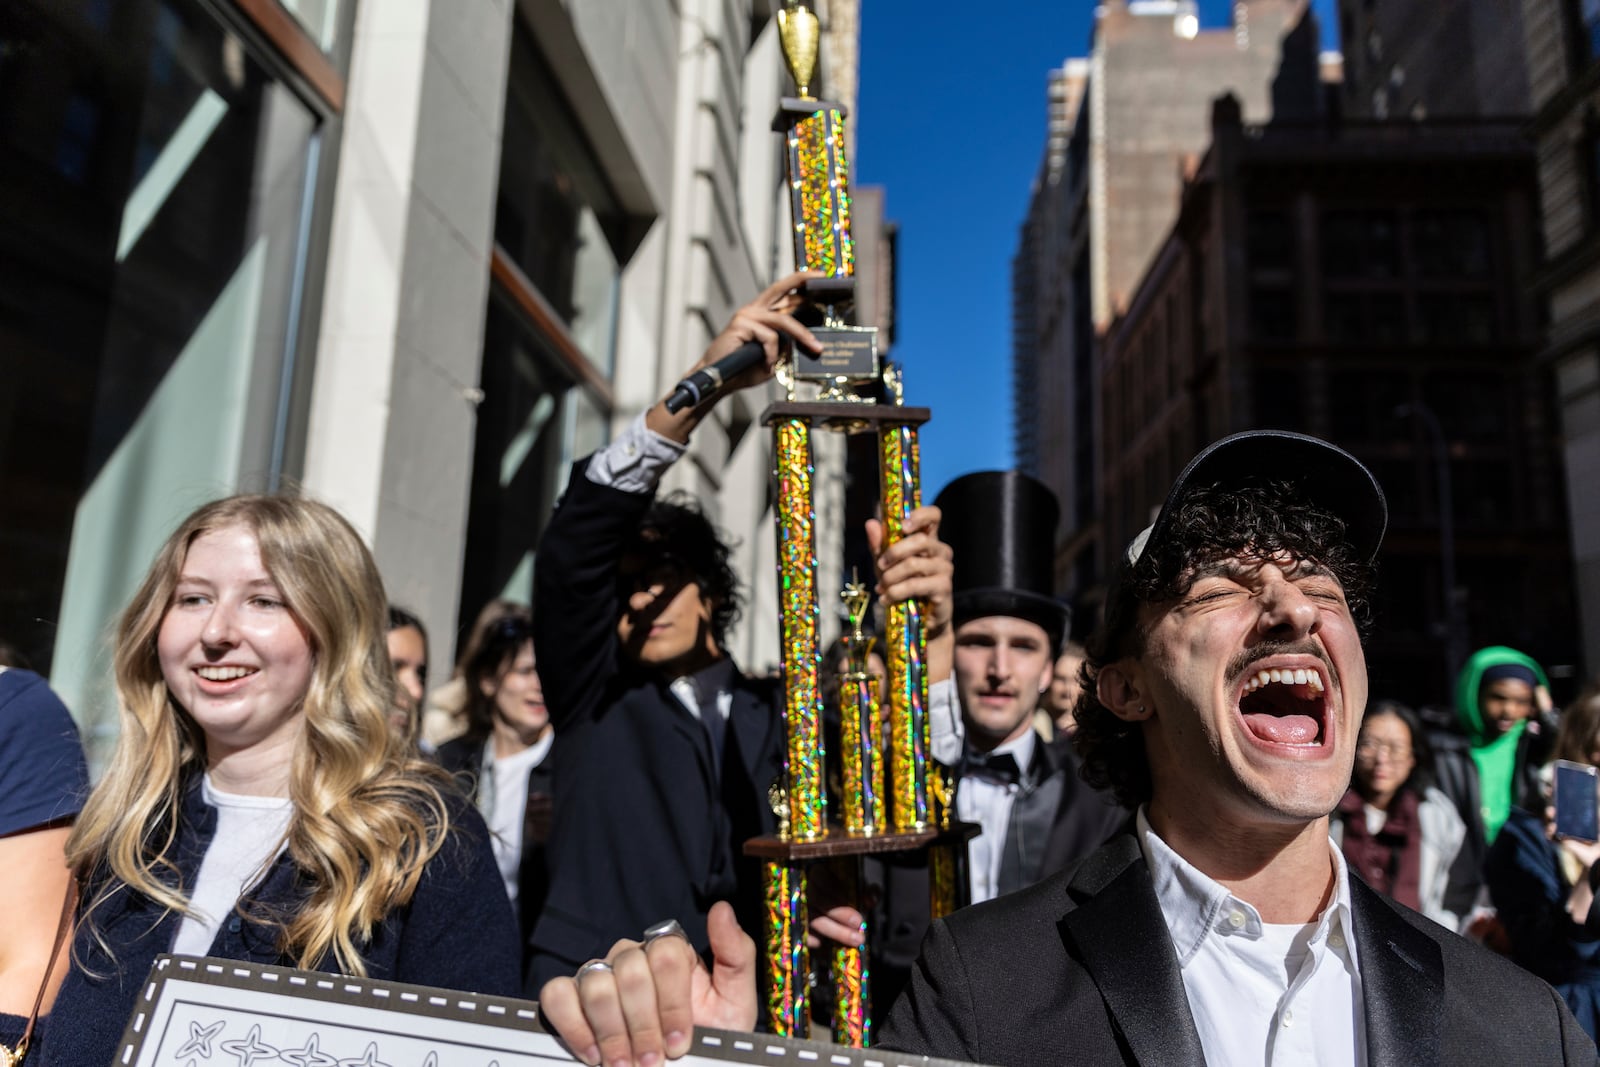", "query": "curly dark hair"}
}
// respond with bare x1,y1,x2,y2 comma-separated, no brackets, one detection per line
623,492,743,649
1074,480,1378,808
